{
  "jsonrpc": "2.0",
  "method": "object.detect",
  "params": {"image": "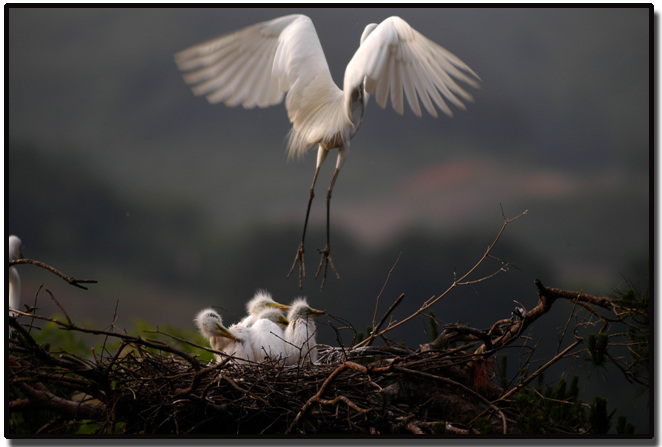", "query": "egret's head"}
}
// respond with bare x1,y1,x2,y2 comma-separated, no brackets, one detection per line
194,308,239,341
9,235,23,260
287,298,325,321
255,308,290,327
246,290,290,315
360,23,378,45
